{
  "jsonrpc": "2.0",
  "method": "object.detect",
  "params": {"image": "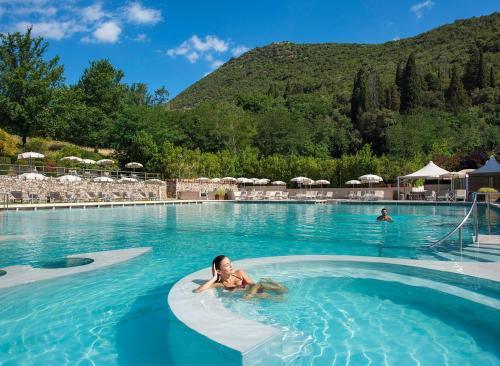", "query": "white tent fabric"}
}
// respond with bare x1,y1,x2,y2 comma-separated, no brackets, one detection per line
469,156,500,175
402,161,449,178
